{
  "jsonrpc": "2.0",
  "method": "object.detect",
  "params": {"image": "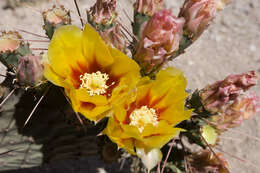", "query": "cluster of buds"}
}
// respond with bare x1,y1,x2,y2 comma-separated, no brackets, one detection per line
199,71,259,130
0,31,31,71
16,55,43,87
87,0,117,31
188,149,229,173
42,5,71,39
134,10,185,75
